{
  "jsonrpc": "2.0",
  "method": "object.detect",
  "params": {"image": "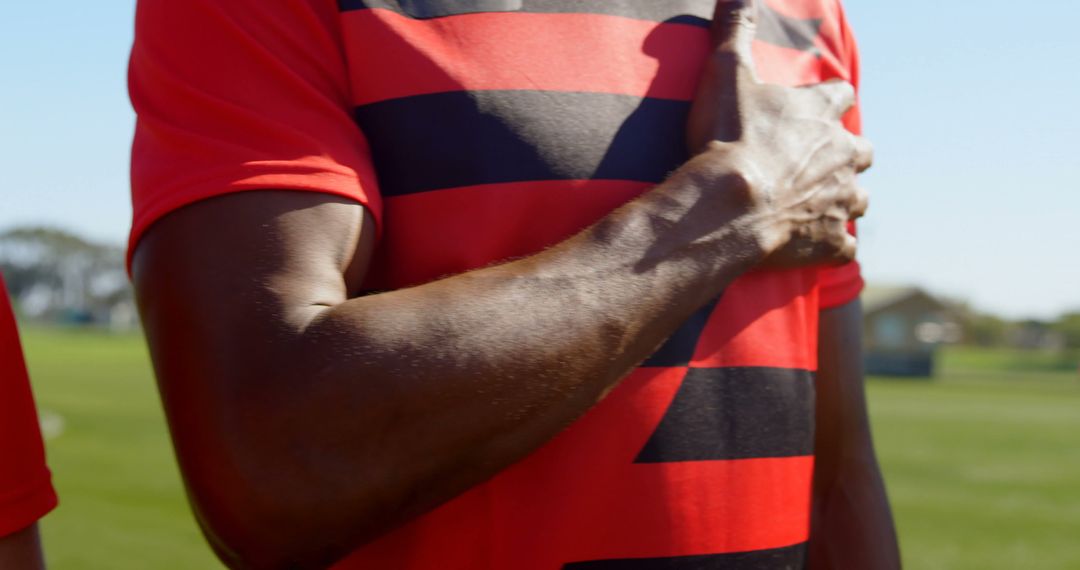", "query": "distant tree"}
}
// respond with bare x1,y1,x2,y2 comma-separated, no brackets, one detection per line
1052,313,1080,350
968,313,1009,347
946,296,1008,348
1008,319,1062,350
0,226,130,324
